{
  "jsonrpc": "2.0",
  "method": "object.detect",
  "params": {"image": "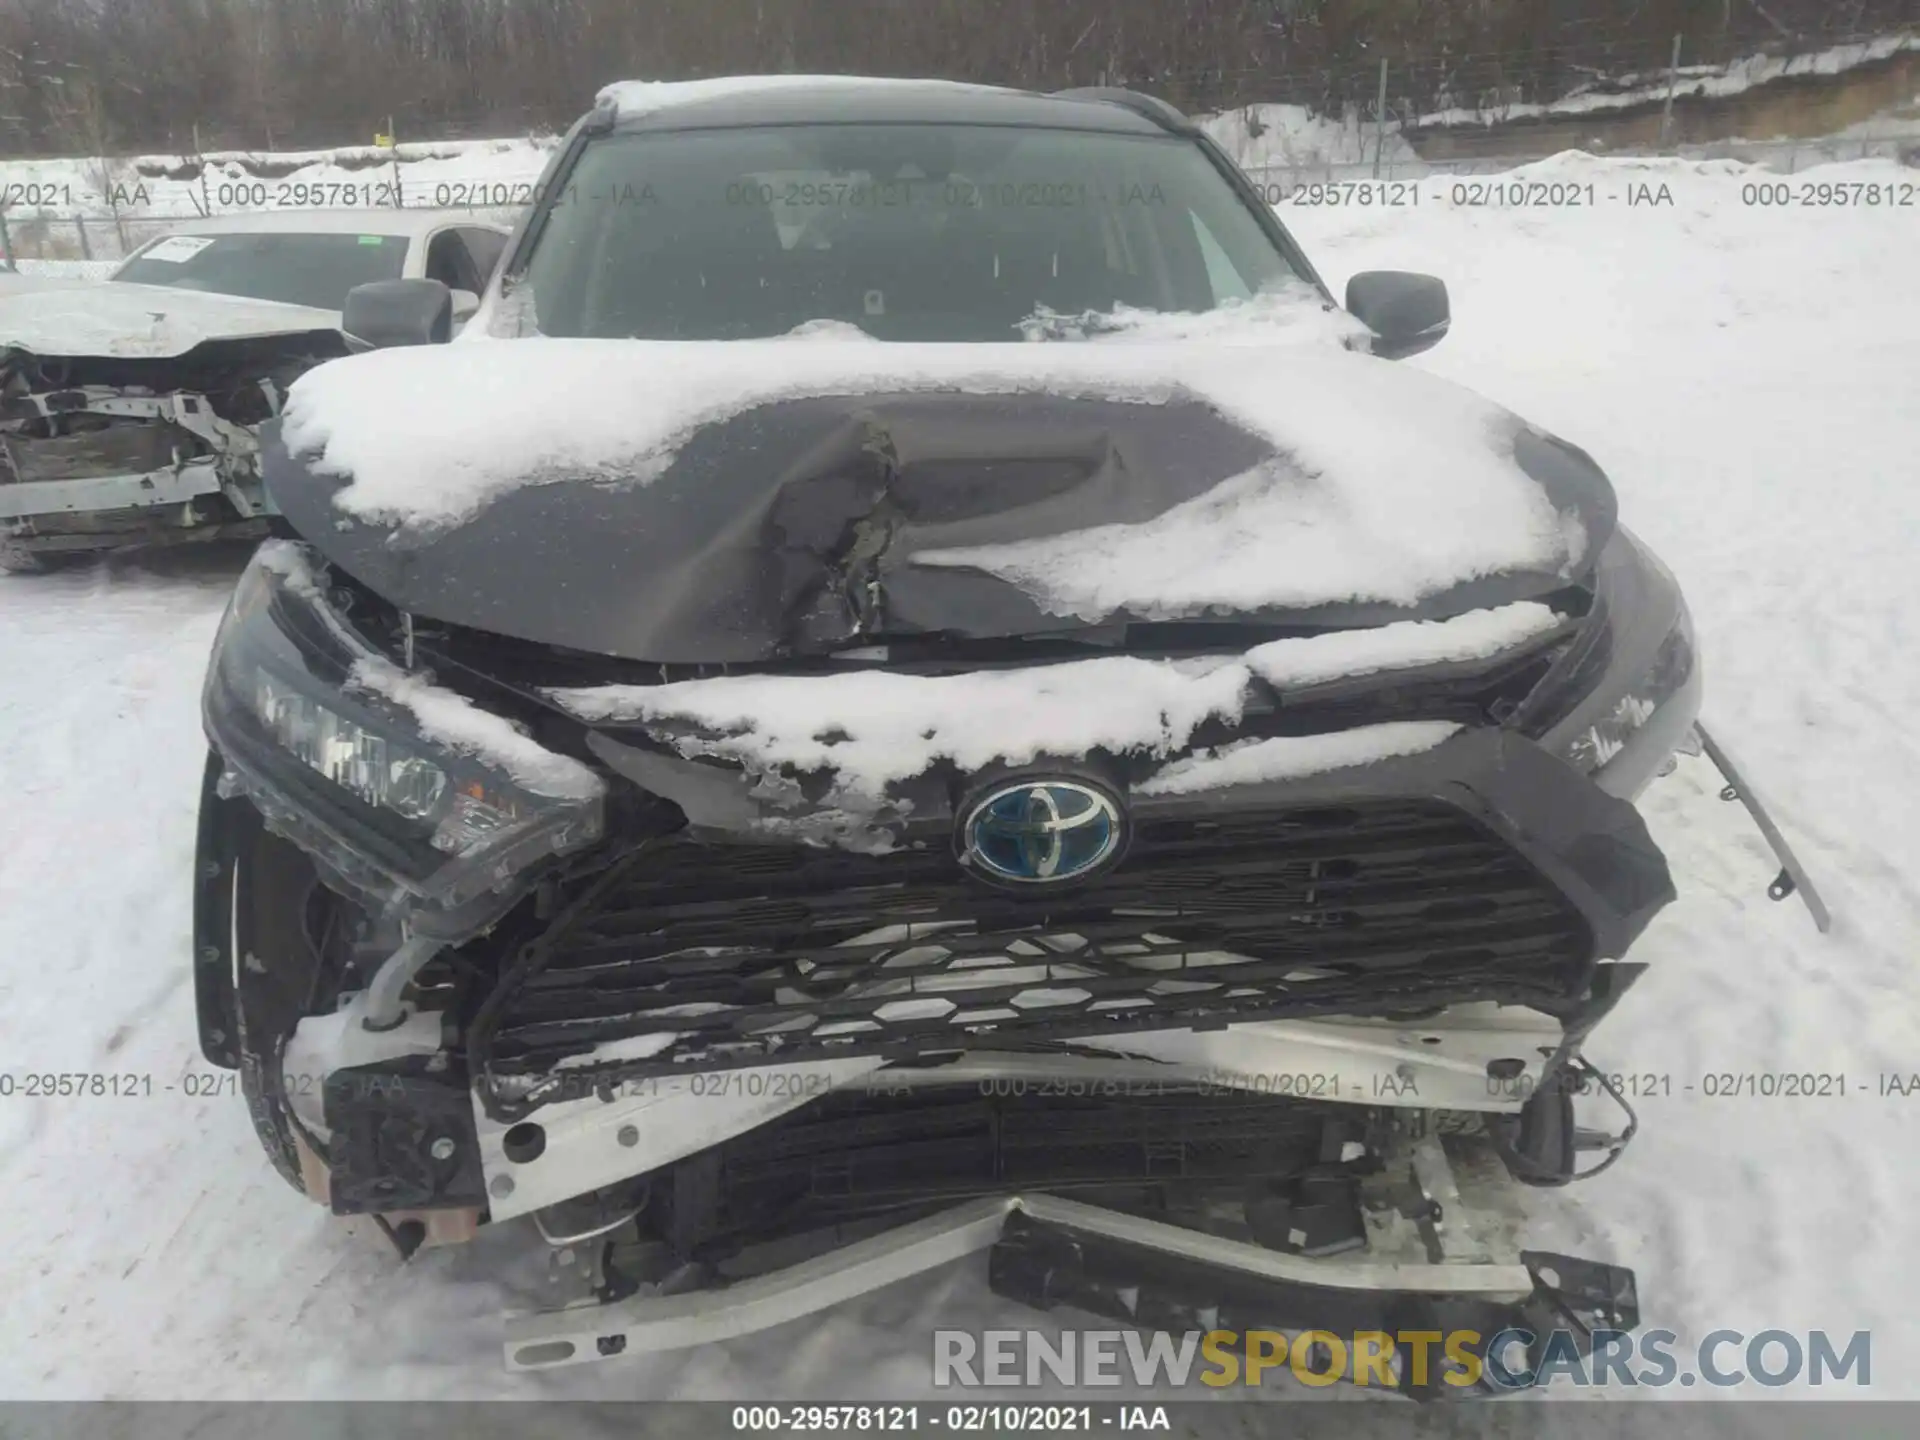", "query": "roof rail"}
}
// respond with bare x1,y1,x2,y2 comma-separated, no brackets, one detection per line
1049,87,1195,134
